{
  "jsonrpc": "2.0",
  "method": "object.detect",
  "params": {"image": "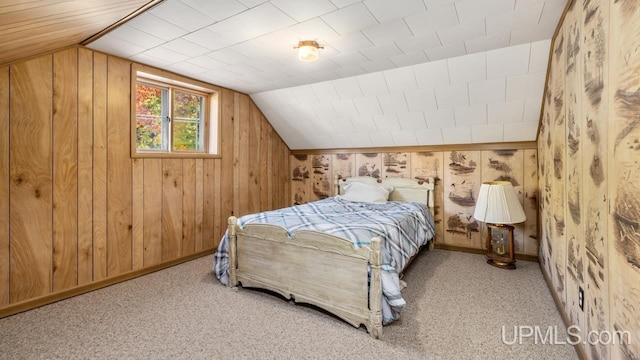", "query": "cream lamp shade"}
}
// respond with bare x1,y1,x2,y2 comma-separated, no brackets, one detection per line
473,181,526,224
